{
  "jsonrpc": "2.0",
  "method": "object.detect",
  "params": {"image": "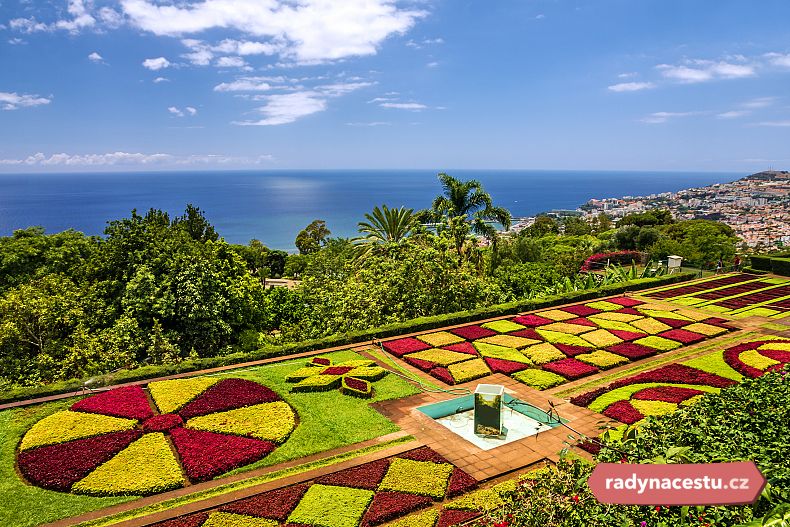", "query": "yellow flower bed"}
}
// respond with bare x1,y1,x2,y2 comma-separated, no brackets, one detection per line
760,342,790,351
202,512,279,527
584,300,623,311
477,334,540,349
535,309,576,321
416,331,465,347
589,311,643,323
630,399,677,417
148,377,220,414
407,348,476,366
575,350,629,369
540,322,594,335
481,319,527,332
474,342,533,364
535,329,595,348
629,318,673,335
20,411,136,451
512,369,566,389
379,458,453,498
588,317,645,333
522,343,565,365
448,358,491,383
633,336,683,351
337,359,376,367
186,401,296,443
683,323,728,336
739,349,780,370
445,480,517,511
388,509,439,527
637,309,693,321
72,433,185,496
580,329,623,348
